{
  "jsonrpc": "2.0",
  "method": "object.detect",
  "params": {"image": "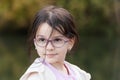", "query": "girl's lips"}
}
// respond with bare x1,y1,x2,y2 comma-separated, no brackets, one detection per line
45,54,57,58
